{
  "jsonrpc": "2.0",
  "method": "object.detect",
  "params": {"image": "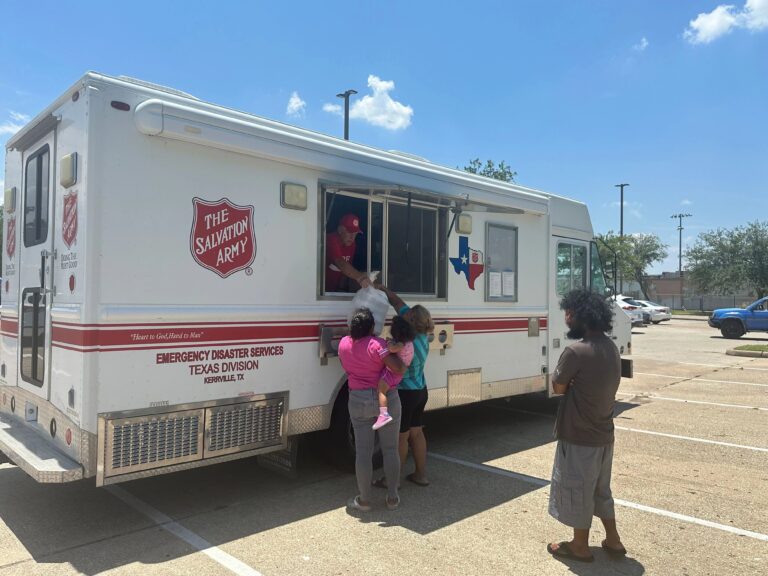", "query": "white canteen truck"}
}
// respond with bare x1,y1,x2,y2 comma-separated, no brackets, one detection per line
0,73,632,485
